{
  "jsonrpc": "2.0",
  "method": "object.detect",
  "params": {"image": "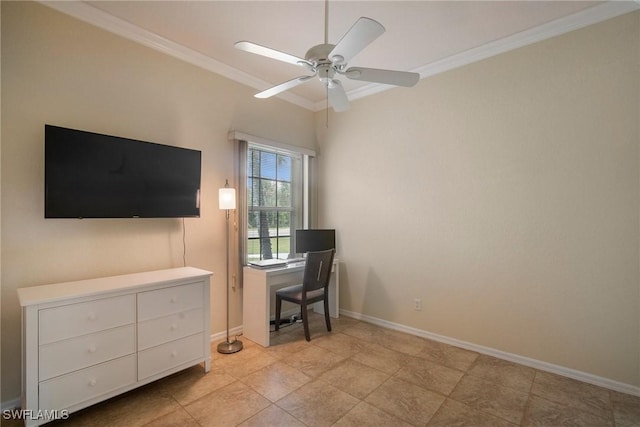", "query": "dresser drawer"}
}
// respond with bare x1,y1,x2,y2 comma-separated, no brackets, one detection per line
39,354,136,411
137,282,203,321
138,333,204,380
138,308,203,351
39,295,135,345
39,324,135,381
